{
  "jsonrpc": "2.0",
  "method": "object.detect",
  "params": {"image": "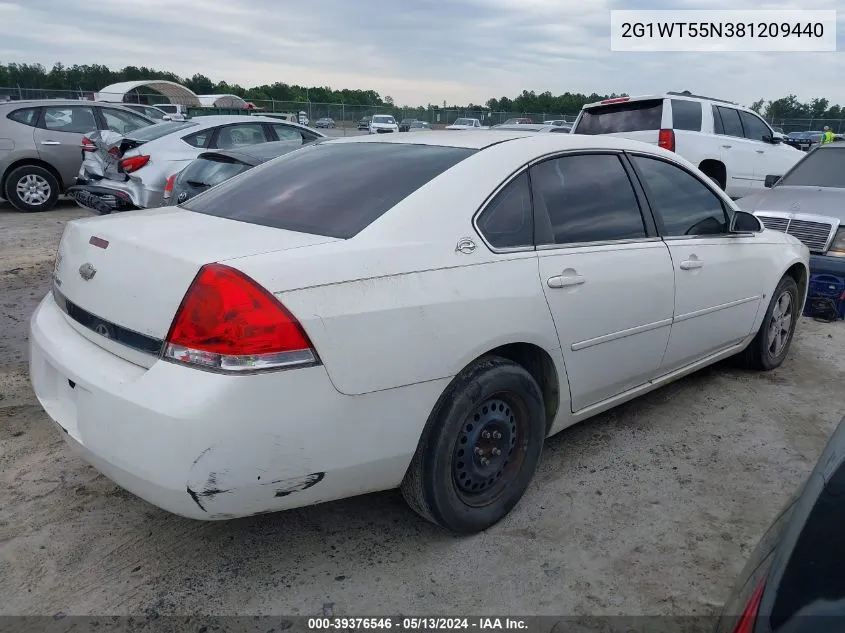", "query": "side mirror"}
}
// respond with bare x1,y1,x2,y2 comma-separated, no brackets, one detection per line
730,210,764,233
763,134,782,144
764,175,781,188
